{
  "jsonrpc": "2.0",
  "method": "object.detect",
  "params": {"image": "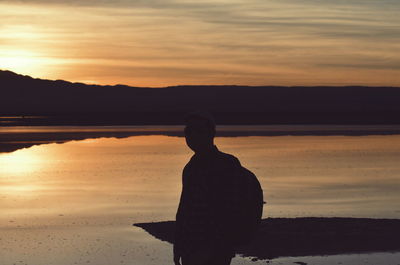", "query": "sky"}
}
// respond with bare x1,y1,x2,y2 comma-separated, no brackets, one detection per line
0,0,399,87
